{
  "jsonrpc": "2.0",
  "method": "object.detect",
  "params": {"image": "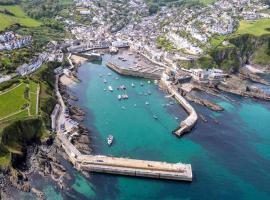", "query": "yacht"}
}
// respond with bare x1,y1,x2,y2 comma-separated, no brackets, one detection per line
107,135,113,146
108,85,113,92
